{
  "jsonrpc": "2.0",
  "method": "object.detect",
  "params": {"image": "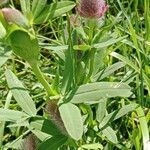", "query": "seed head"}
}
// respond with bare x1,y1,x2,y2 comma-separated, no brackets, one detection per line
21,134,38,150
46,101,68,135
